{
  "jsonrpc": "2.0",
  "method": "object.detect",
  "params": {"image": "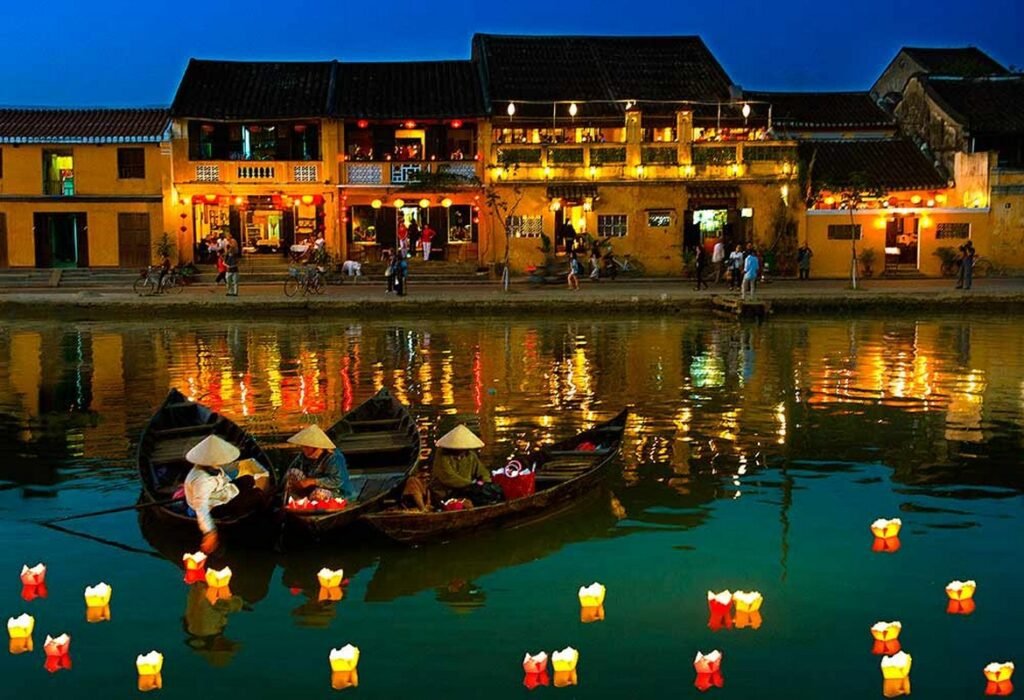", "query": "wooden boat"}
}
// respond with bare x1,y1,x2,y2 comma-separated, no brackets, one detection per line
362,408,628,545
282,388,422,539
137,388,278,537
